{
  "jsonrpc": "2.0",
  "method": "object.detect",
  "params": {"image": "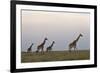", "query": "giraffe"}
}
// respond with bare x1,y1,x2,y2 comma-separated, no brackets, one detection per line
68,34,83,52
46,41,55,52
36,38,48,53
27,43,34,52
